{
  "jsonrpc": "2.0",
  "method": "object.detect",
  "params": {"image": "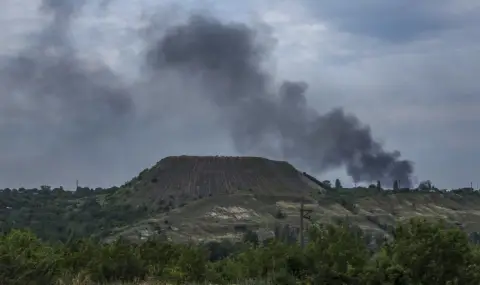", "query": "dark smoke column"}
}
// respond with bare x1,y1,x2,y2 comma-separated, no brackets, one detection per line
277,81,413,187
145,15,414,187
